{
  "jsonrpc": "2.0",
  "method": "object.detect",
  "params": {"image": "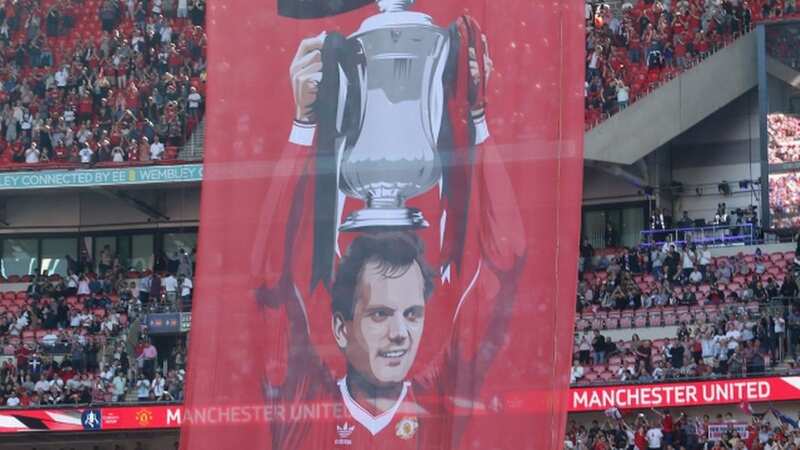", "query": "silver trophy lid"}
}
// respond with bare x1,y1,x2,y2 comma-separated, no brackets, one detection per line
351,0,437,36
